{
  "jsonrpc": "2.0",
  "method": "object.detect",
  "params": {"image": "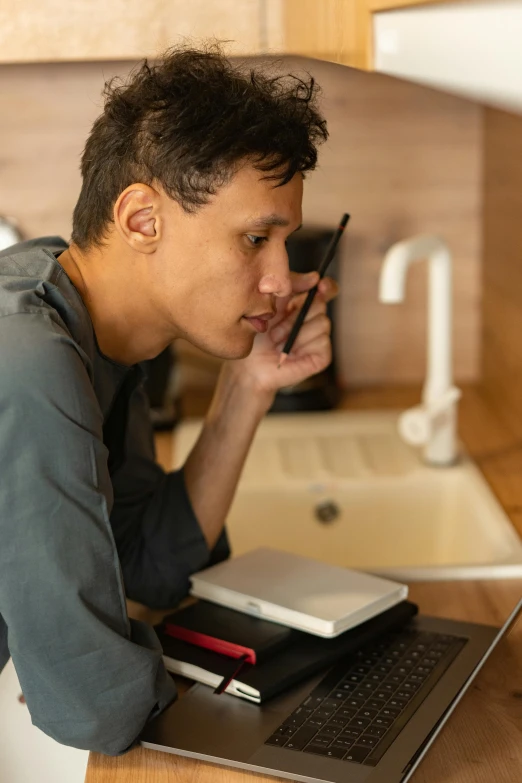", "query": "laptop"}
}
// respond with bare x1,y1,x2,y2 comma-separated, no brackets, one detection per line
141,597,522,783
